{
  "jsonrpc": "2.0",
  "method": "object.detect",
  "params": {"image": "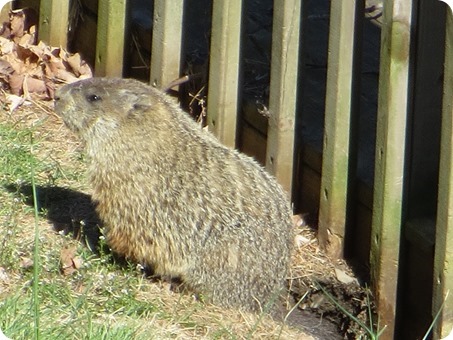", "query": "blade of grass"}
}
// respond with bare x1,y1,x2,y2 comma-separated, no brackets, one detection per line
276,290,310,339
30,131,40,340
316,281,386,339
422,290,449,340
246,287,283,339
